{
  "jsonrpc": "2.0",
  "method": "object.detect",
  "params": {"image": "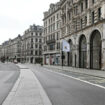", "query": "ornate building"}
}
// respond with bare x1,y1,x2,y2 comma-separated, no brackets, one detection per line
0,24,43,64
43,2,61,65
21,24,43,63
0,35,22,62
60,0,105,70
